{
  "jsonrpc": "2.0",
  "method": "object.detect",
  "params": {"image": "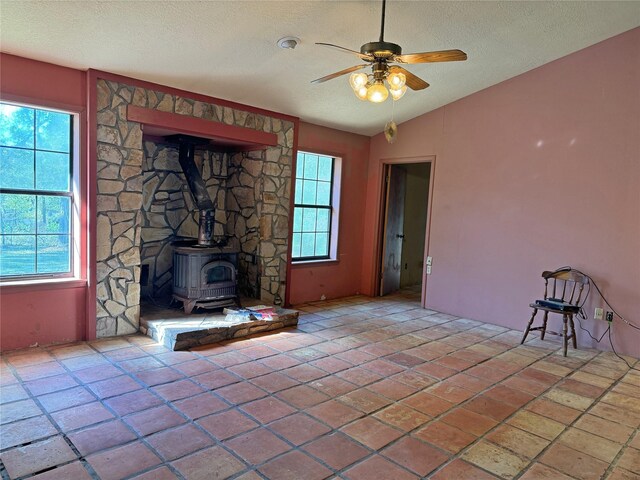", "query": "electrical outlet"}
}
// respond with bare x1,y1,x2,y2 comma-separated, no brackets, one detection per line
426,265,432,275
605,311,614,322
426,256,432,266
594,308,604,320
